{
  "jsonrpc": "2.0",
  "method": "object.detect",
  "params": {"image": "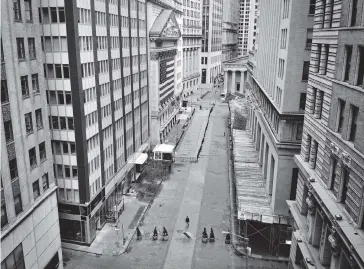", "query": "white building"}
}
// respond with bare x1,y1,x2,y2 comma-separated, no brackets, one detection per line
200,0,223,84
238,0,258,56
1,0,62,267
182,0,202,96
